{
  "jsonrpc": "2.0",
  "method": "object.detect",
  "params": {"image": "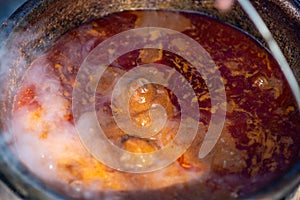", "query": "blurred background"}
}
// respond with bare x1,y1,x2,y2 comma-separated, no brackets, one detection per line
0,0,27,24
0,1,27,199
